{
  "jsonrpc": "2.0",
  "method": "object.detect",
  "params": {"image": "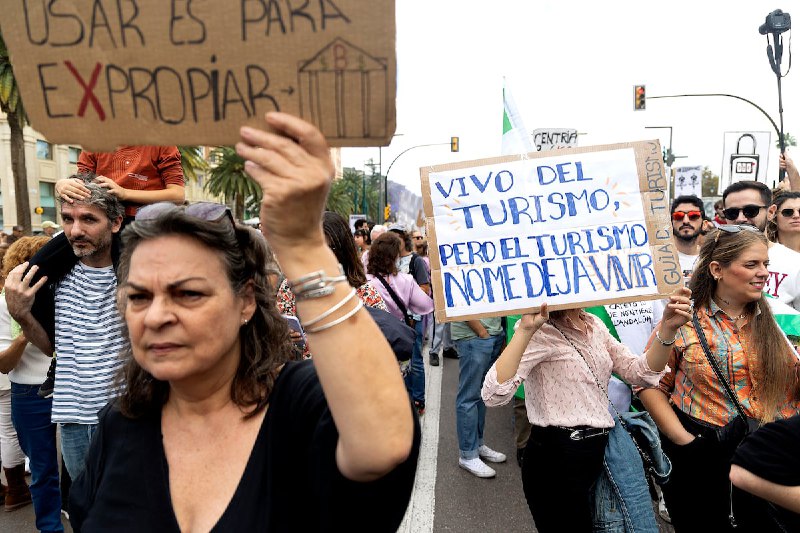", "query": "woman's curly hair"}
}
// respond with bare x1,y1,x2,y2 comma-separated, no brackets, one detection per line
1,237,51,279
